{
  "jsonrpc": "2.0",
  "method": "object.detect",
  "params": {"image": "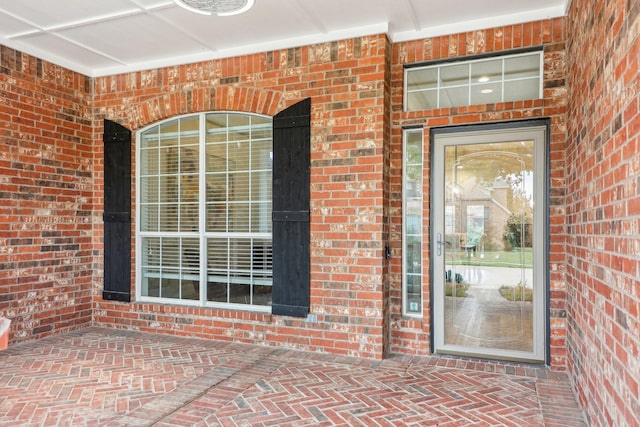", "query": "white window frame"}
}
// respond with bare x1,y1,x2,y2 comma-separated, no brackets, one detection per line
404,50,543,111
135,112,273,312
402,127,424,317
